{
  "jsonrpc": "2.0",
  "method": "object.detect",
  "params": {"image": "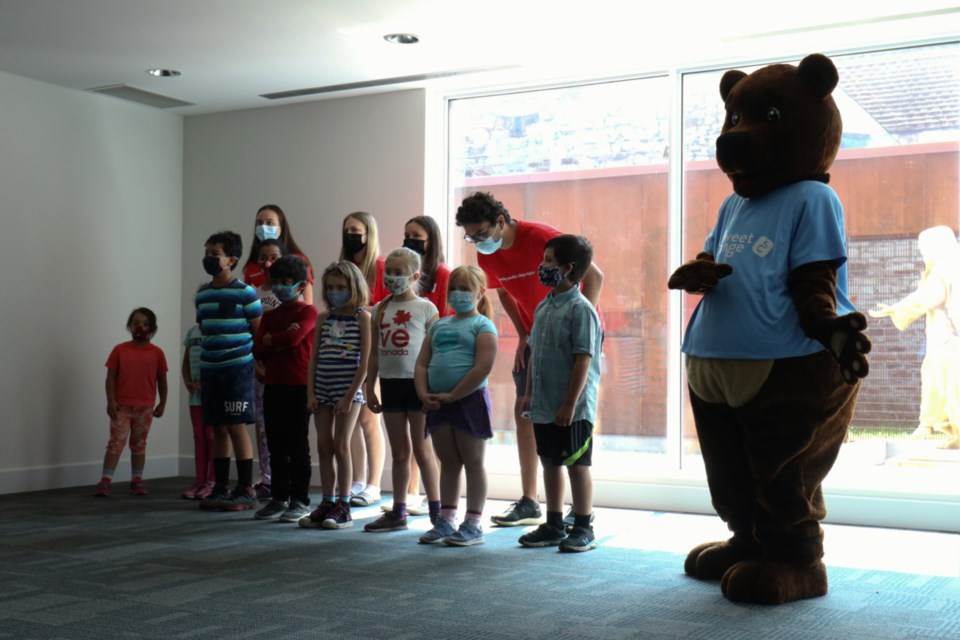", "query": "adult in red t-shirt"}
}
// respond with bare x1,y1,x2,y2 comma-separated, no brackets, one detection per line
339,211,386,504
242,204,314,304
404,215,452,317
455,191,604,527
